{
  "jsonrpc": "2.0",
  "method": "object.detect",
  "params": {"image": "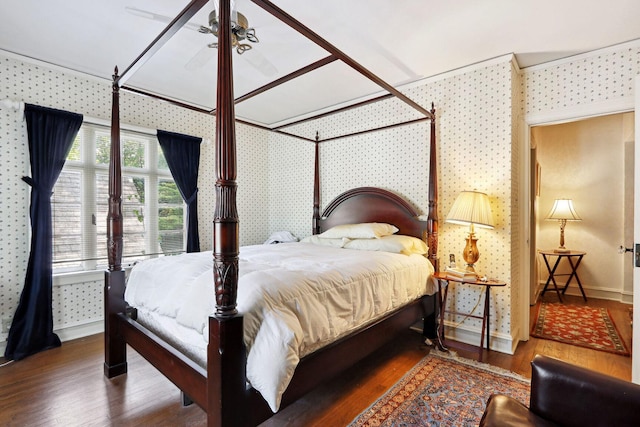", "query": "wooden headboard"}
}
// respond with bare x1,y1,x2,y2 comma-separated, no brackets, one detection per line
316,187,426,240
310,105,438,270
